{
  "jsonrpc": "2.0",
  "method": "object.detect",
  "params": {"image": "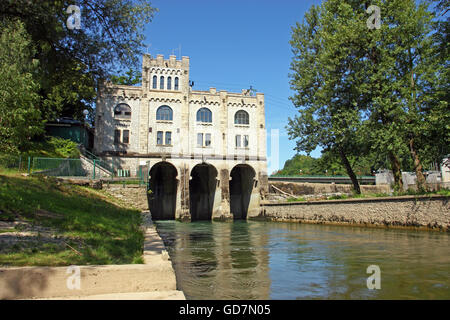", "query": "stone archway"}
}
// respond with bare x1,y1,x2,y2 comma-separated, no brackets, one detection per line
189,163,218,221
148,161,178,220
229,164,256,220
